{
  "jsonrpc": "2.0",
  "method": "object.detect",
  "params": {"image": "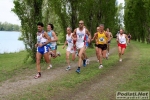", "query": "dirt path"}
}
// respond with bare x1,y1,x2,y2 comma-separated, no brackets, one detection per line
0,47,117,99
51,44,139,100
